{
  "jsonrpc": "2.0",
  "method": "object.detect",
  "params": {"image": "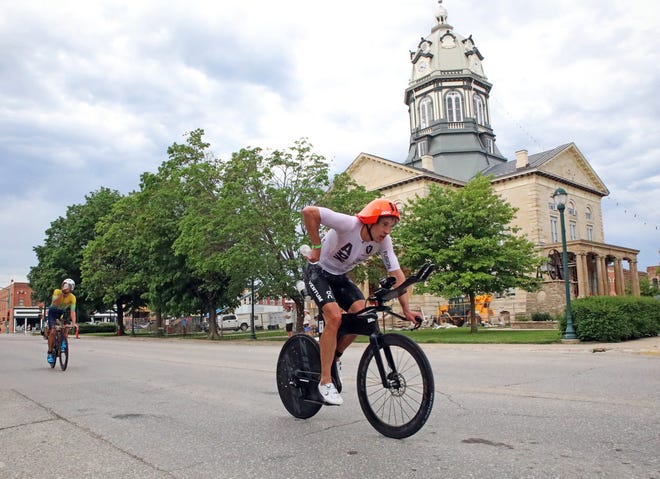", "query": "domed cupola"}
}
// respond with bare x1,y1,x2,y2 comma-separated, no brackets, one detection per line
404,0,507,181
